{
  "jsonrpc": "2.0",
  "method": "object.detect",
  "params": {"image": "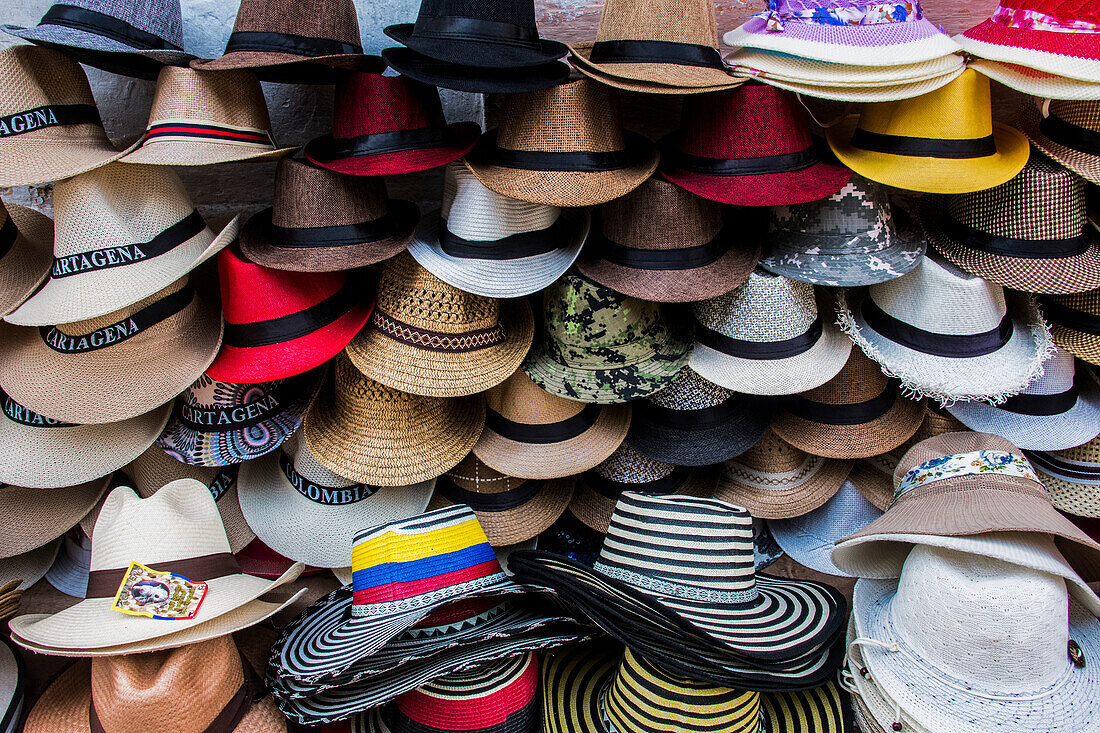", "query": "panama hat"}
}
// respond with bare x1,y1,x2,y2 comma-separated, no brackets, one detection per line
576,178,760,303
381,46,571,93
1041,289,1100,366
304,354,485,486
345,252,533,398
1021,99,1100,185
4,162,237,327
565,45,739,94
725,48,964,86
408,164,589,299
975,59,1100,100
465,79,658,207
0,200,53,318
1029,434,1100,518
535,509,605,568
731,68,967,103
0,477,109,559
304,72,481,177
0,540,60,593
